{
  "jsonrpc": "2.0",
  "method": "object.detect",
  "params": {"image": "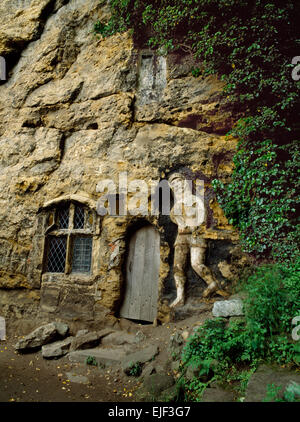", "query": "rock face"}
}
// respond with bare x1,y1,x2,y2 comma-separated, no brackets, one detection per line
15,322,69,351
0,0,248,326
